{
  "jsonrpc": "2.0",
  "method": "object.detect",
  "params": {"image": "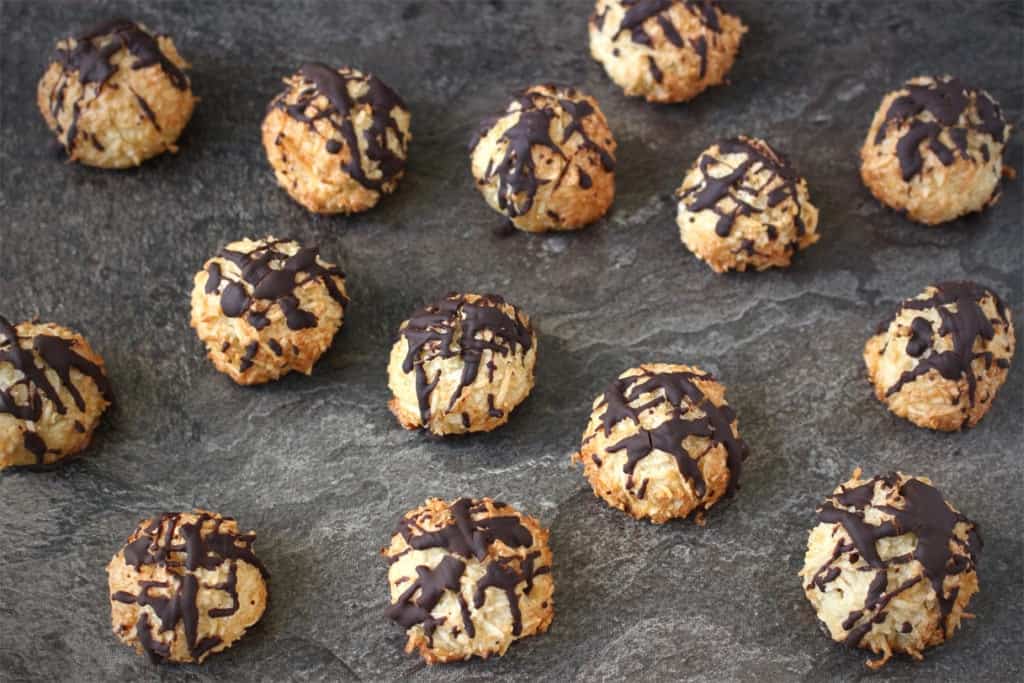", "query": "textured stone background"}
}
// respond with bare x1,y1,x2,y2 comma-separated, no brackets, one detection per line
1,1,1021,681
